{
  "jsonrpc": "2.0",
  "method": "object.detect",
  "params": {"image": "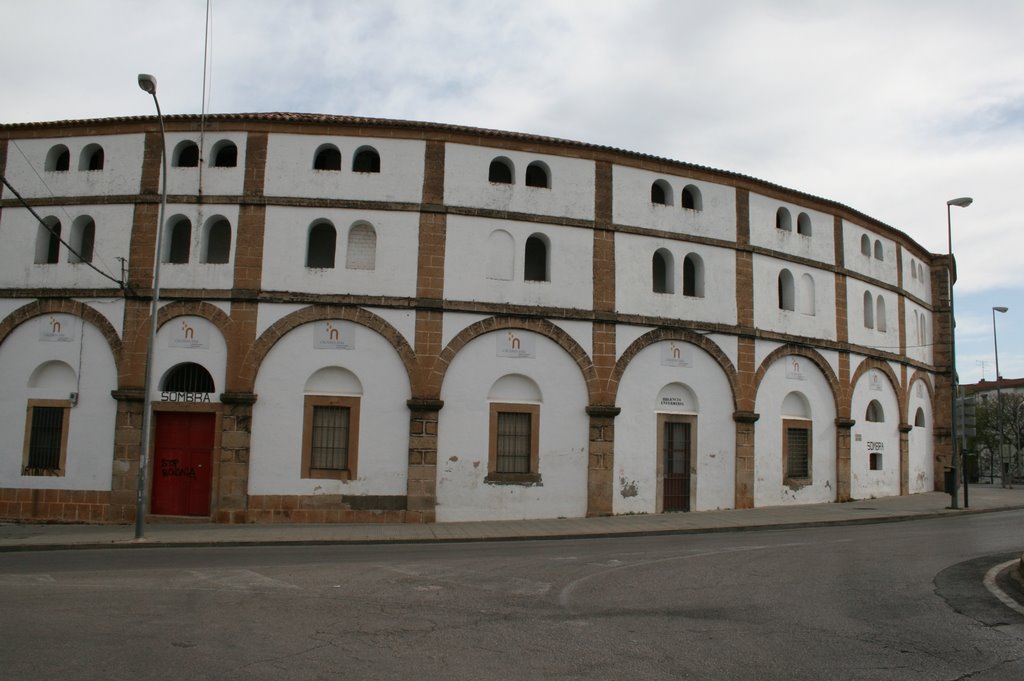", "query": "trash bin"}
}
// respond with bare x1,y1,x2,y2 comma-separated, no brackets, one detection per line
944,467,956,495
